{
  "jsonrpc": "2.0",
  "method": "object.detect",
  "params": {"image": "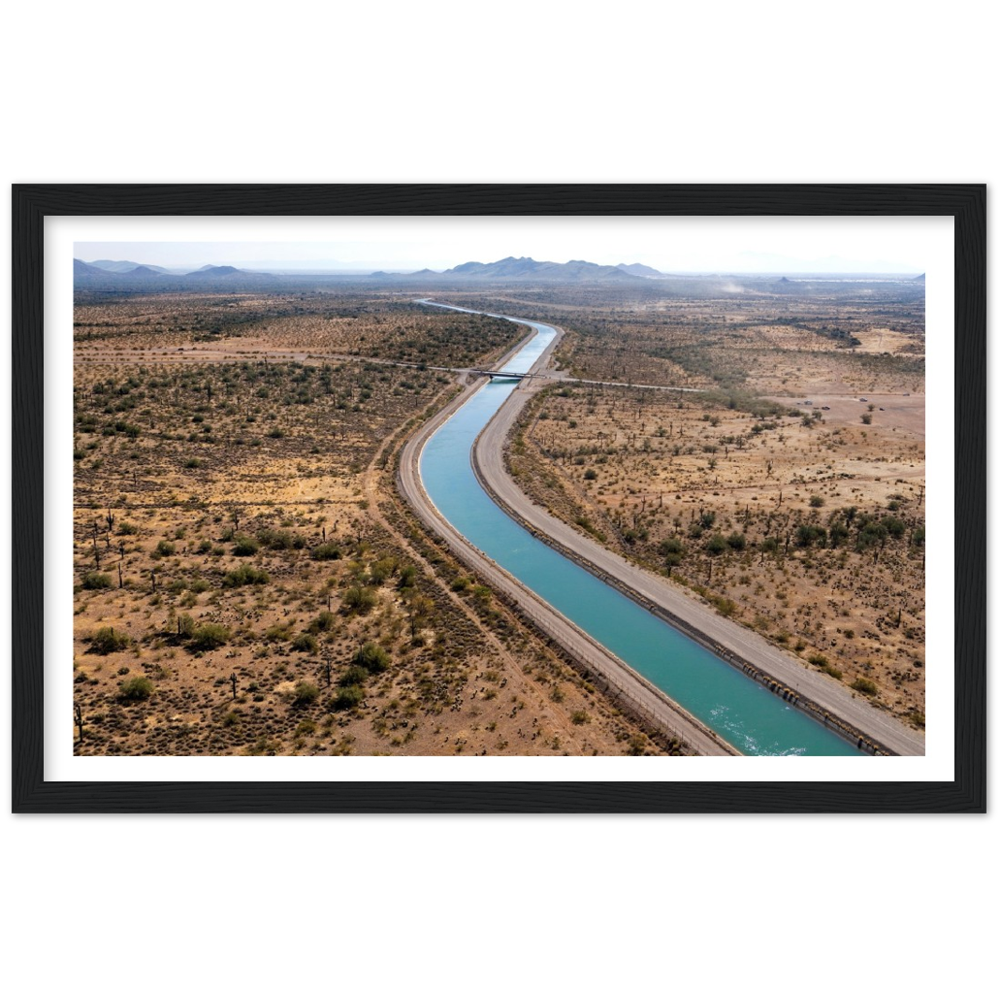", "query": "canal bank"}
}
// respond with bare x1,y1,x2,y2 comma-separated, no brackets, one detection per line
397,363,739,756
404,304,920,756
473,383,891,756
466,316,924,758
